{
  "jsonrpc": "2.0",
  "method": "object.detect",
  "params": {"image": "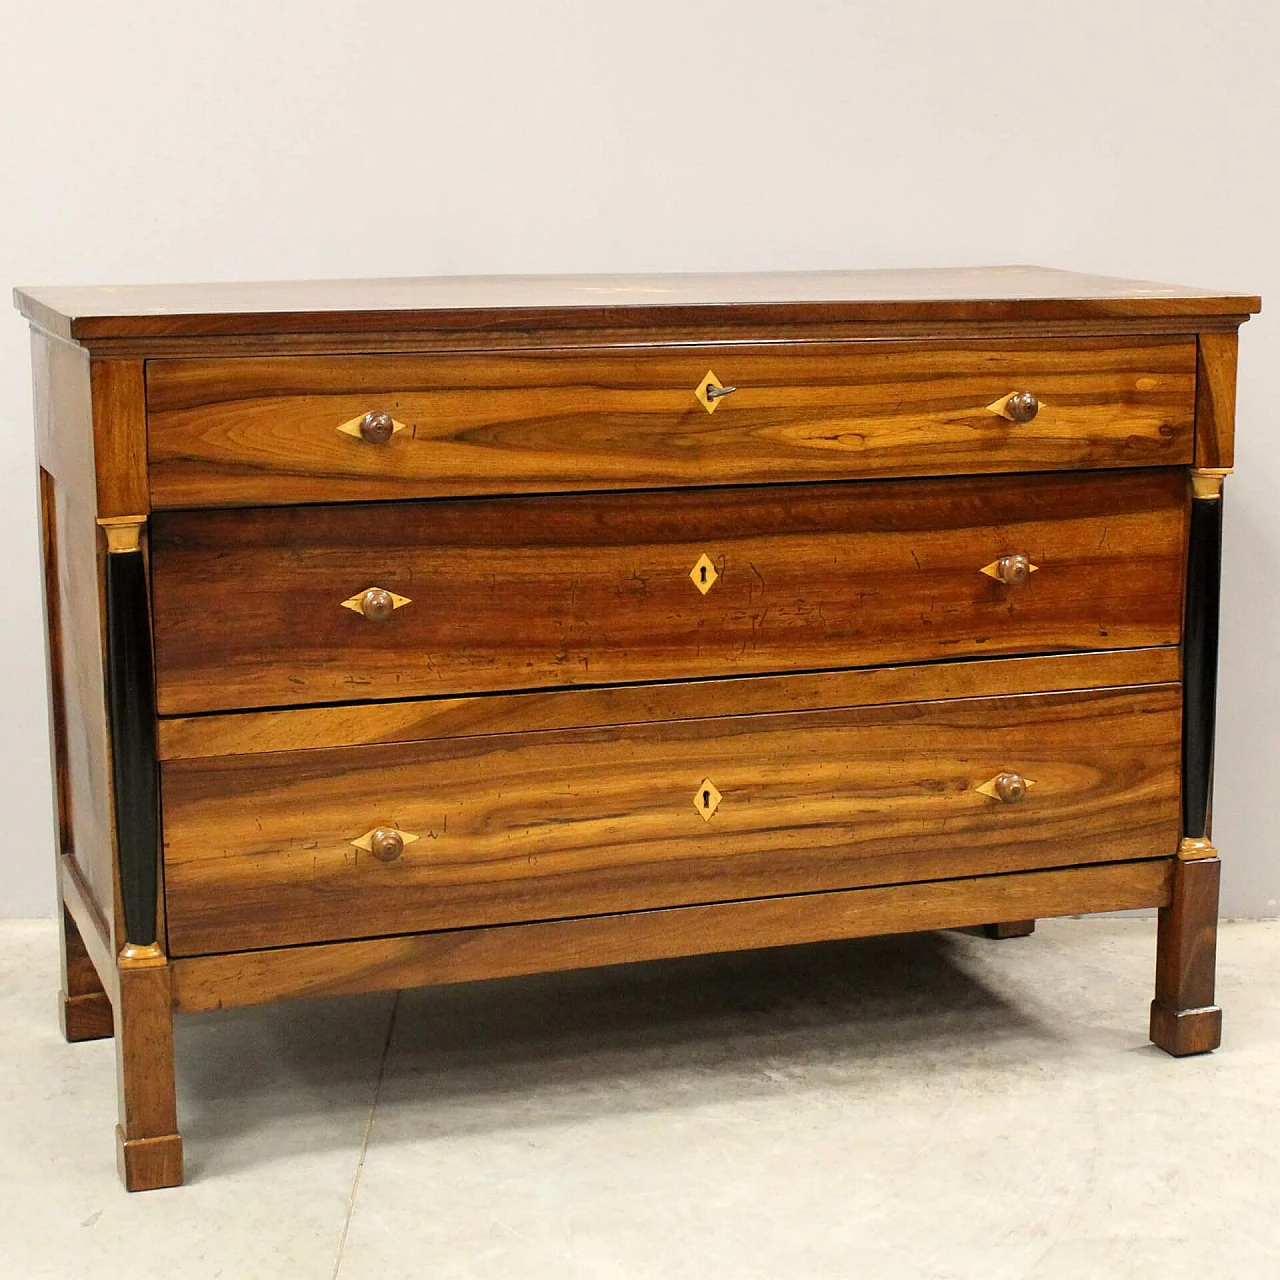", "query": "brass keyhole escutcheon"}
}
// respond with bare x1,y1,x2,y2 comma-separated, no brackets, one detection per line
694,370,737,413
694,779,723,821
690,553,719,595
